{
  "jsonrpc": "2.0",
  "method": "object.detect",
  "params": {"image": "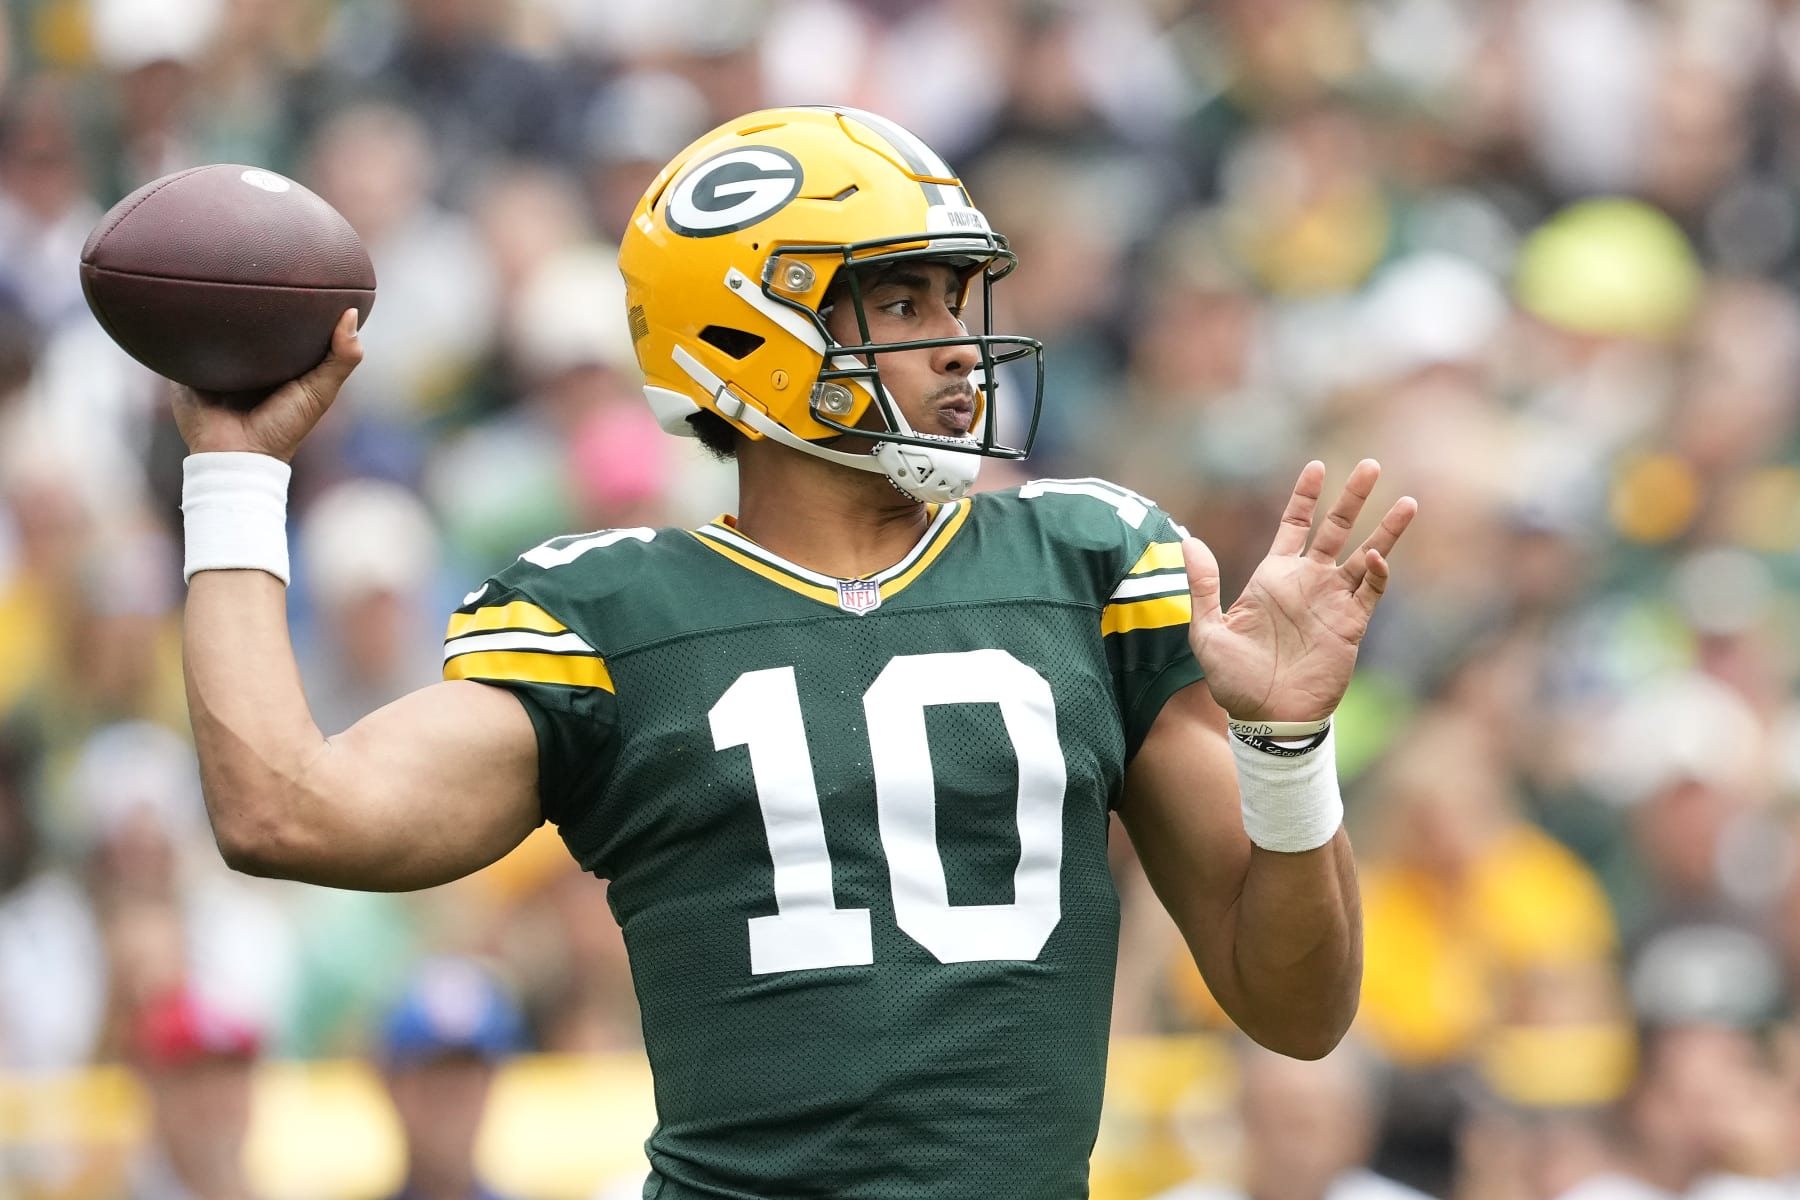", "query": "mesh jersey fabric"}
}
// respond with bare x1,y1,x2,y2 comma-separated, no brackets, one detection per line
443,479,1202,1200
